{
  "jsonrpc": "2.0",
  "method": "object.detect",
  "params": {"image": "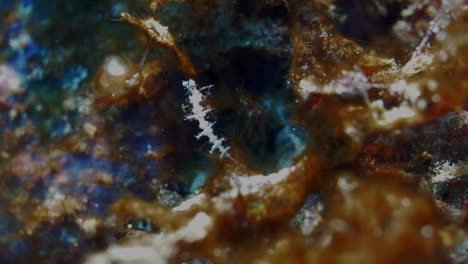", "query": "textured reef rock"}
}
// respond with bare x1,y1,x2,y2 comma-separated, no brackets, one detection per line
0,0,467,263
